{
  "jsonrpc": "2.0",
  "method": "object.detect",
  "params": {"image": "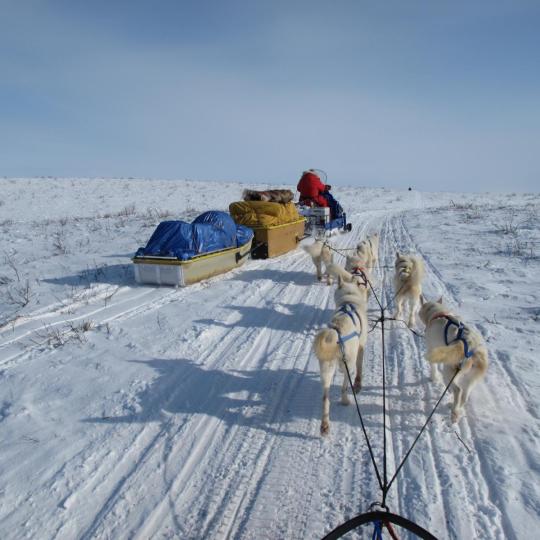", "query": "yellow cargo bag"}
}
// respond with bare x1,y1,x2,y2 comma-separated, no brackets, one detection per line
229,201,301,228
